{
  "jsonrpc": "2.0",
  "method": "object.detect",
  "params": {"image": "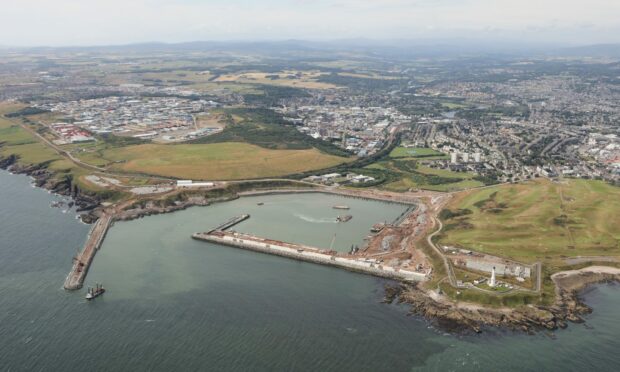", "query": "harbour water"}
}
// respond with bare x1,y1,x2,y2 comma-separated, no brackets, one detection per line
2,170,620,371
